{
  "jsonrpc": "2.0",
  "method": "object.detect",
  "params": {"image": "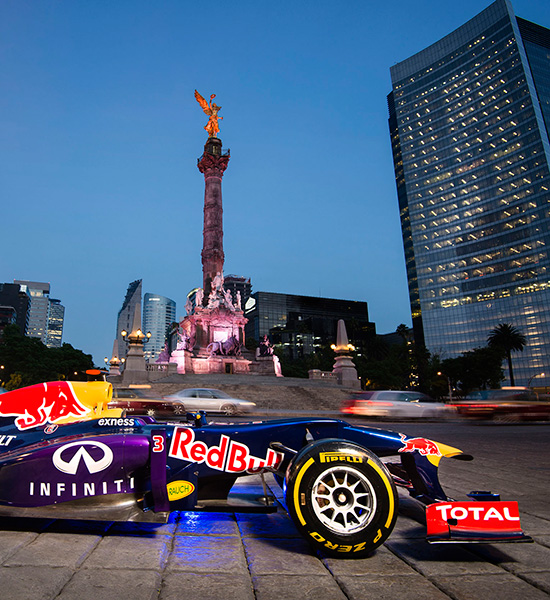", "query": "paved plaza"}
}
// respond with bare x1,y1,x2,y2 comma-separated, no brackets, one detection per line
0,476,549,599
0,421,549,599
